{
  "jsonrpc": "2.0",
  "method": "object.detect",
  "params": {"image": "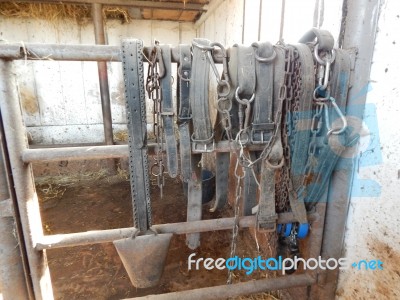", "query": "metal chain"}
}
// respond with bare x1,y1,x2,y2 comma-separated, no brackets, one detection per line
275,45,301,213
146,42,165,198
227,158,245,284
